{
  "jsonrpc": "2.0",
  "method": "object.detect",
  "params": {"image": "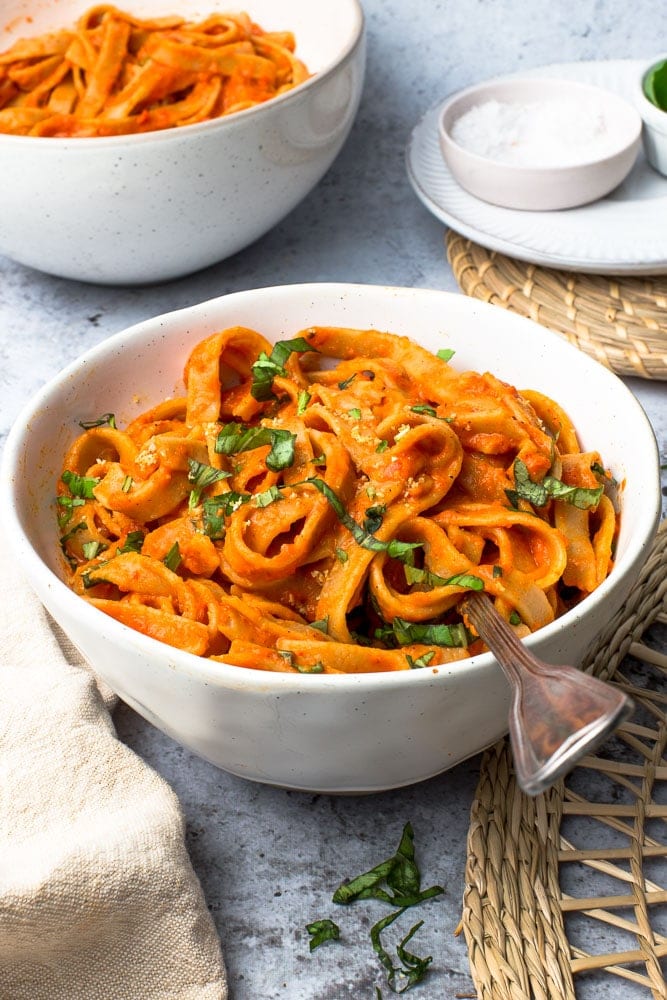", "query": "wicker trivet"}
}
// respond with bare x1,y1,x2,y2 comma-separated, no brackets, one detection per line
446,231,667,381
462,519,667,1000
